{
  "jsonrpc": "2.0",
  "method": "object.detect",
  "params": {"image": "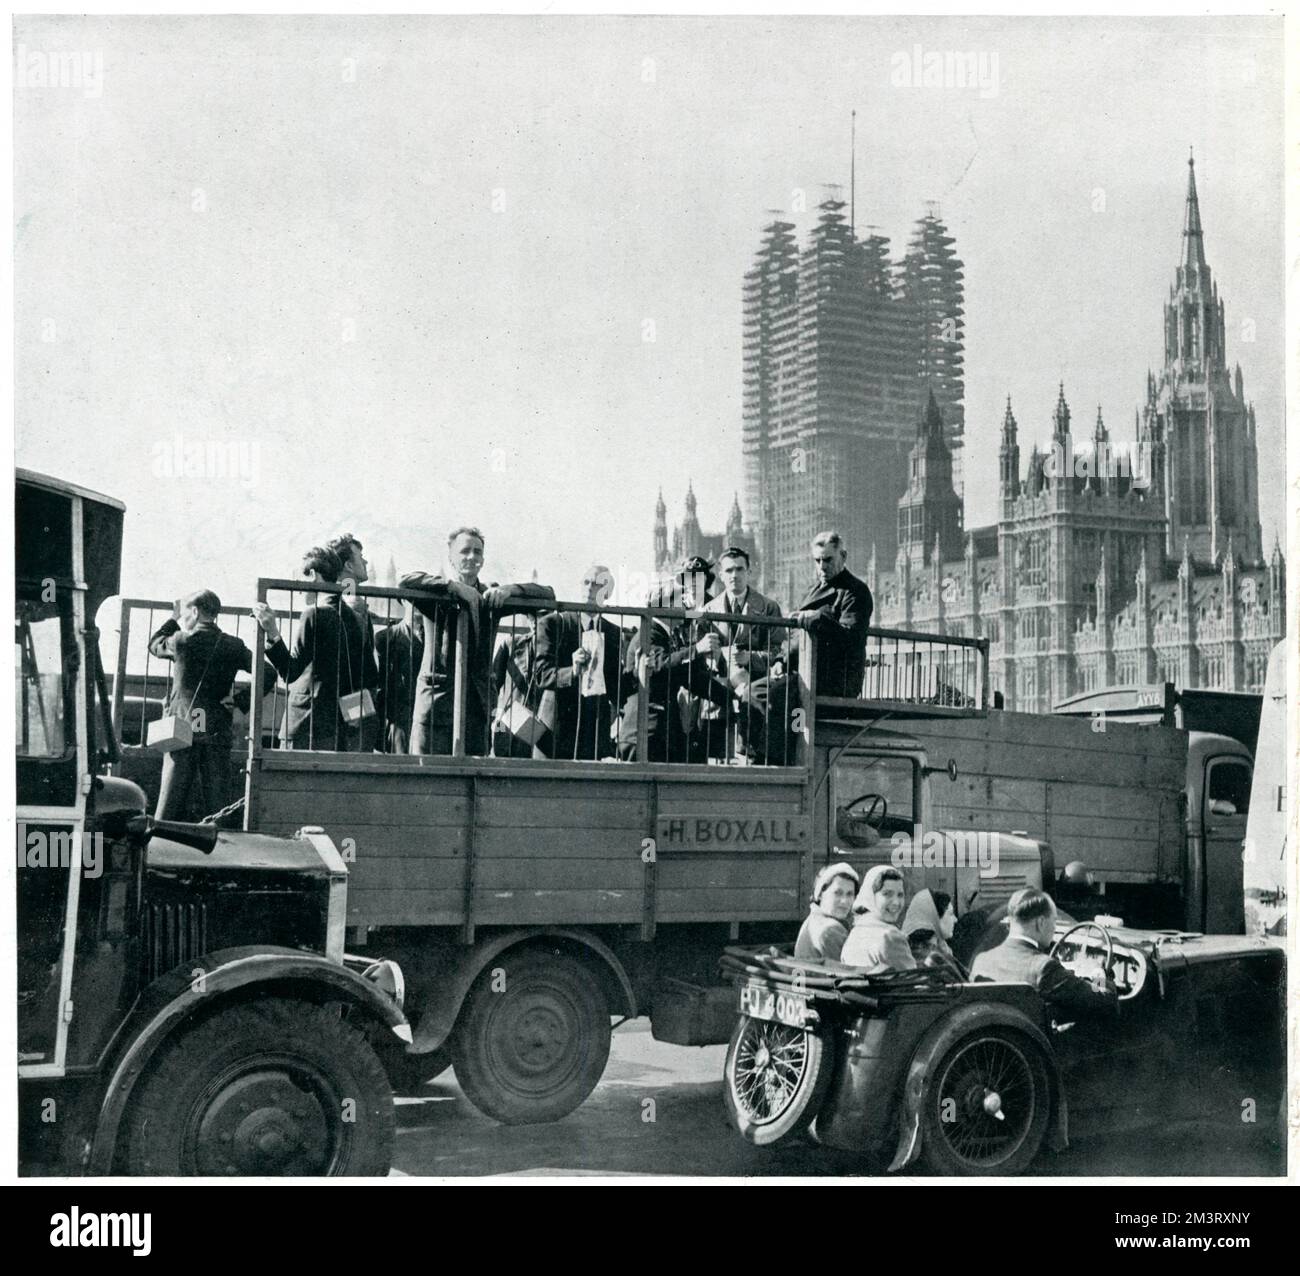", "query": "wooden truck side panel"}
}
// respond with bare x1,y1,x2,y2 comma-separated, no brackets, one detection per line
251,754,810,930
895,710,1186,885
